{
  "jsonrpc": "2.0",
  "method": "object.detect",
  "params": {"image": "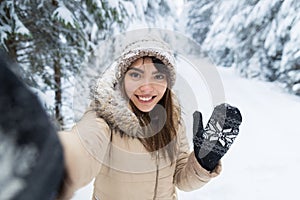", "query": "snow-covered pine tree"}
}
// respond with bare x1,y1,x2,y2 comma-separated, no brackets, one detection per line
270,0,300,95
183,0,300,96
115,0,178,30
184,0,216,45
0,0,126,128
